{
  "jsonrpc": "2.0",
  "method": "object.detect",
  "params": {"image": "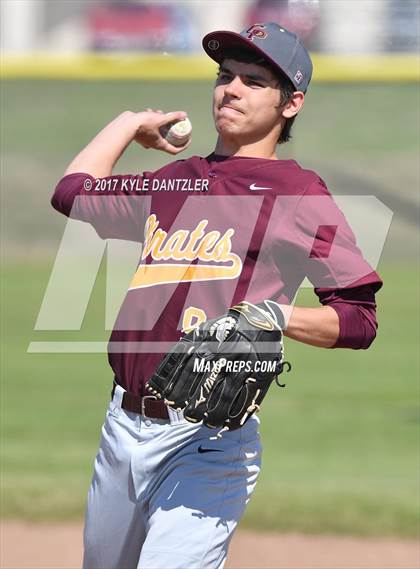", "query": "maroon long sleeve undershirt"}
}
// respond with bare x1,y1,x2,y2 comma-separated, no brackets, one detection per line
316,285,379,349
